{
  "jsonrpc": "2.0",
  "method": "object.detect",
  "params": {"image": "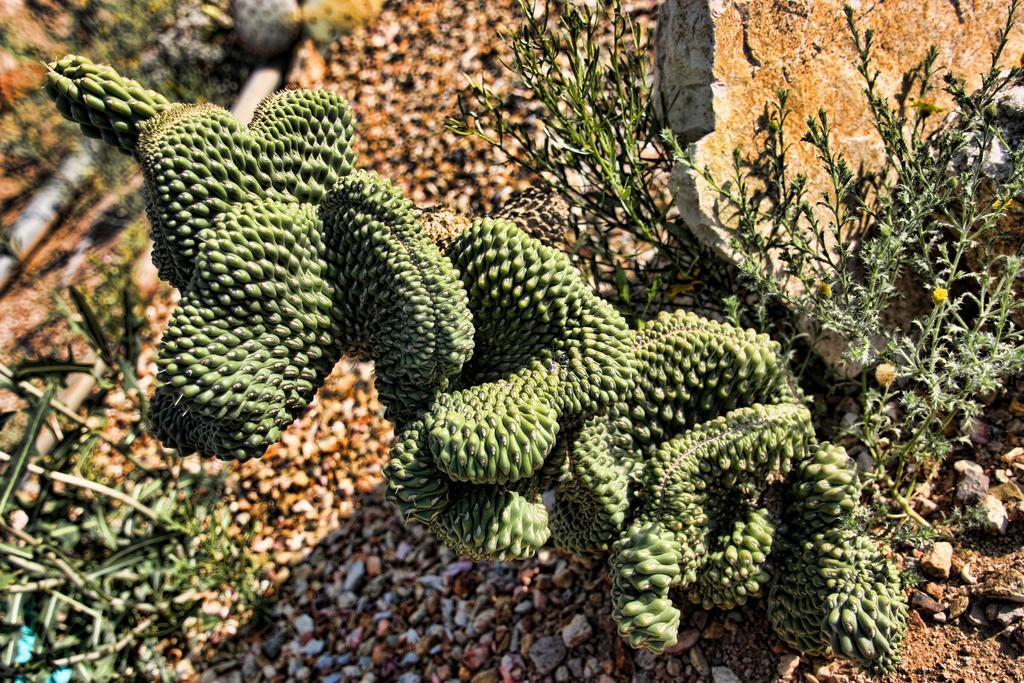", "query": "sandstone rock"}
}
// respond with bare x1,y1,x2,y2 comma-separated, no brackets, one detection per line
655,0,1024,369
921,541,953,579
657,0,1024,246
